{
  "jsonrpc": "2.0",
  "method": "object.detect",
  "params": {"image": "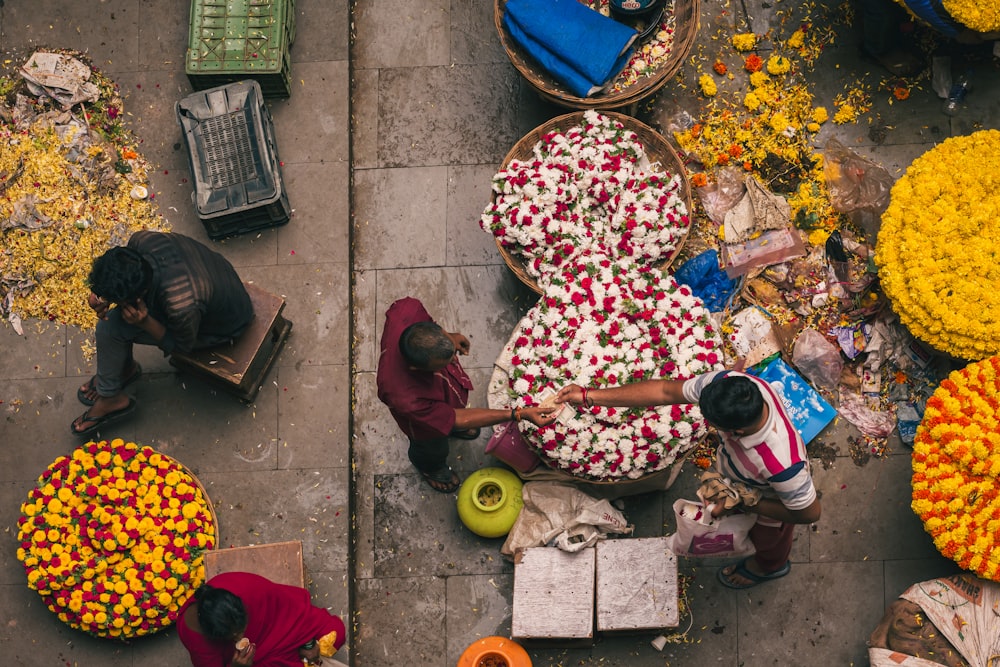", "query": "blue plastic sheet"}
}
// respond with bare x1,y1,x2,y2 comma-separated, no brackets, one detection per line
504,0,637,97
673,249,738,312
